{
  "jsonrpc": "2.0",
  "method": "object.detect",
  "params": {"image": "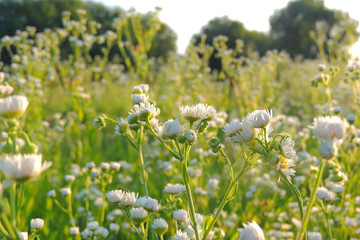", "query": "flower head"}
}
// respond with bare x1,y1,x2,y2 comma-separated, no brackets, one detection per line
237,221,265,240
130,207,148,223
106,190,124,204
171,230,190,240
0,154,51,182
0,95,29,118
153,218,168,236
180,104,217,123
173,209,189,222
311,116,348,140
278,138,297,179
243,109,273,128
164,183,186,194
163,119,182,139
30,218,44,230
